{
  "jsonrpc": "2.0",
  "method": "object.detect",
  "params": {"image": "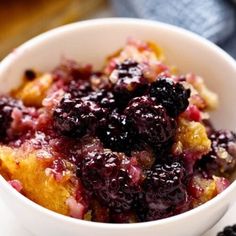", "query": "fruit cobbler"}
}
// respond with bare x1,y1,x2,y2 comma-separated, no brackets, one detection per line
0,39,235,223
